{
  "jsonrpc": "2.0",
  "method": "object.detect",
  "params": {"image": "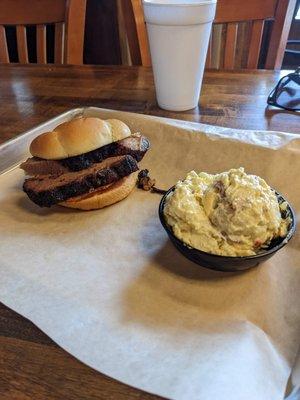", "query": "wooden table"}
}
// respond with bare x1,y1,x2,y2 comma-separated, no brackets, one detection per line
0,65,299,400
